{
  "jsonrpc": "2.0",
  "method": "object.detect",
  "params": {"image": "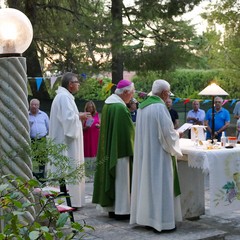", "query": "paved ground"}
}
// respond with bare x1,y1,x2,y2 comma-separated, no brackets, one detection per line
70,179,240,240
